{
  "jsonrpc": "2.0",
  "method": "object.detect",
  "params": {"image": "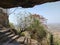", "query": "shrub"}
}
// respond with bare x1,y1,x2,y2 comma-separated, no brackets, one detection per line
9,22,15,29
26,16,47,42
